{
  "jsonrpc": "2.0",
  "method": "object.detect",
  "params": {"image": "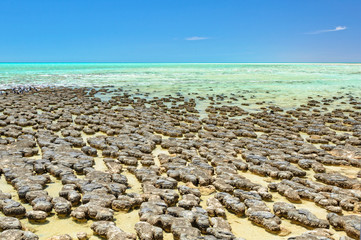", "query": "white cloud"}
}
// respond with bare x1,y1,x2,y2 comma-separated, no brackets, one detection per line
306,26,347,34
334,26,347,31
185,36,209,41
